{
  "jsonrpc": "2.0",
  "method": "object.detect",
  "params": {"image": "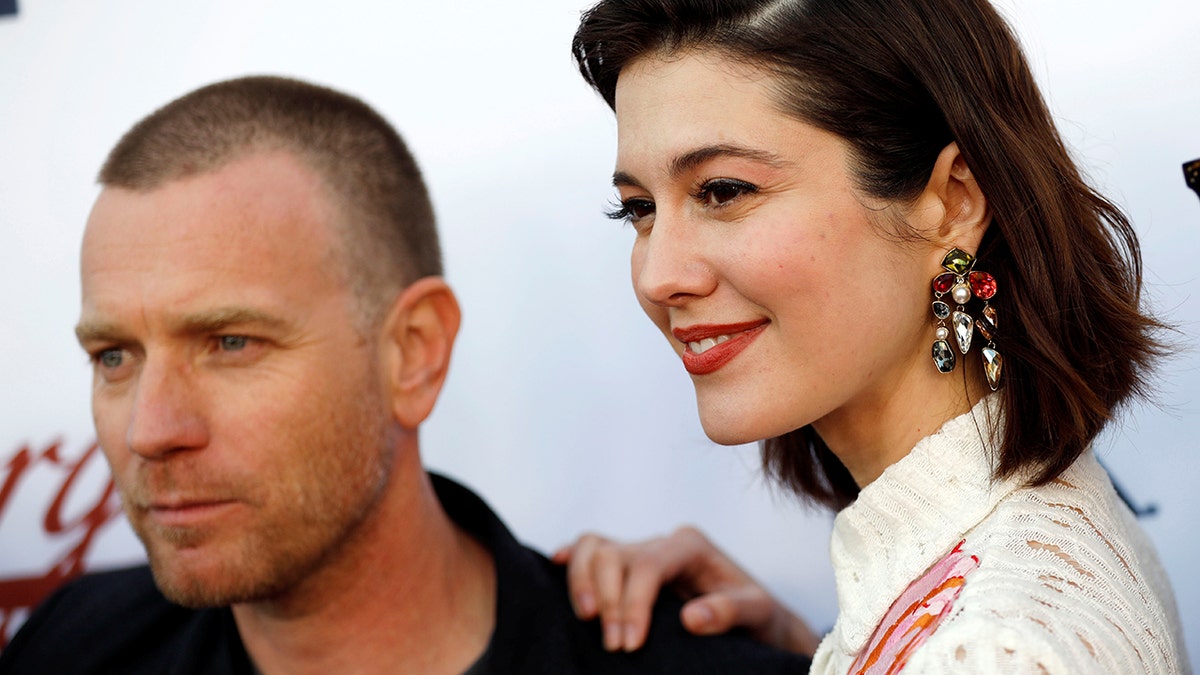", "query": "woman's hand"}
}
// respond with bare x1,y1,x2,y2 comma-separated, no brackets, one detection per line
551,526,819,656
